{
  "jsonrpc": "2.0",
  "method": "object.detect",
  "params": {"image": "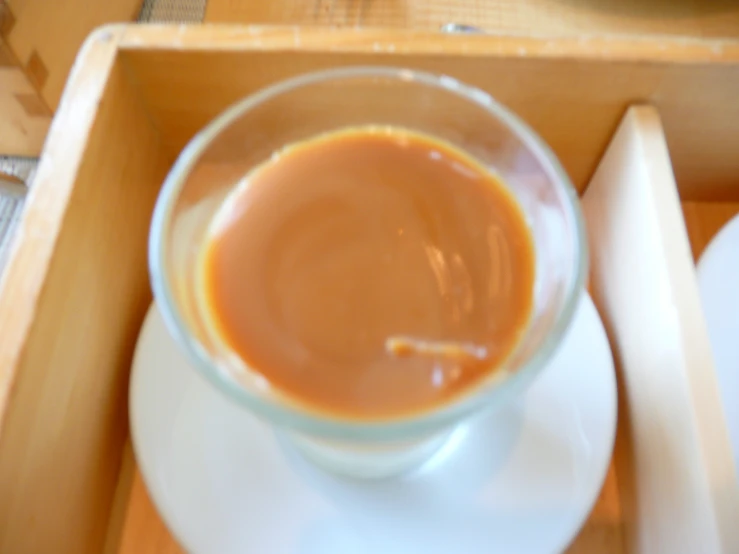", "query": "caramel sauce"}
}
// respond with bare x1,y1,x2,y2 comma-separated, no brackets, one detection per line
200,127,535,419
